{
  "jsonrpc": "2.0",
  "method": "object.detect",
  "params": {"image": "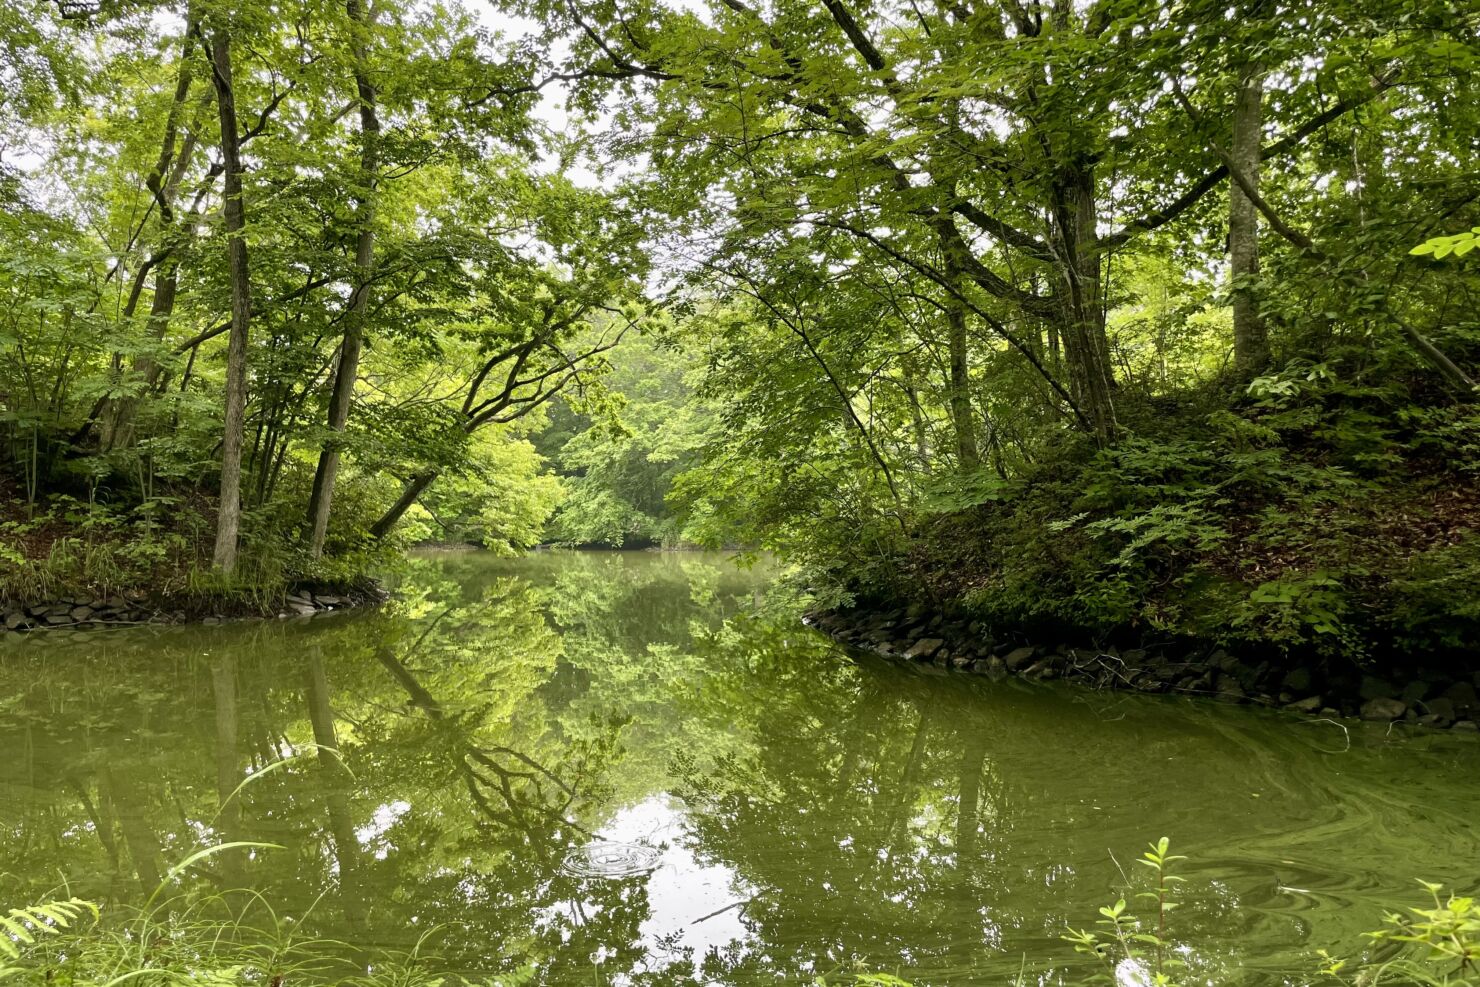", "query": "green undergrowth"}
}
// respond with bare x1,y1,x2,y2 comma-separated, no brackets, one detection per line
0,889,447,987
0,484,400,610
882,361,1480,670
